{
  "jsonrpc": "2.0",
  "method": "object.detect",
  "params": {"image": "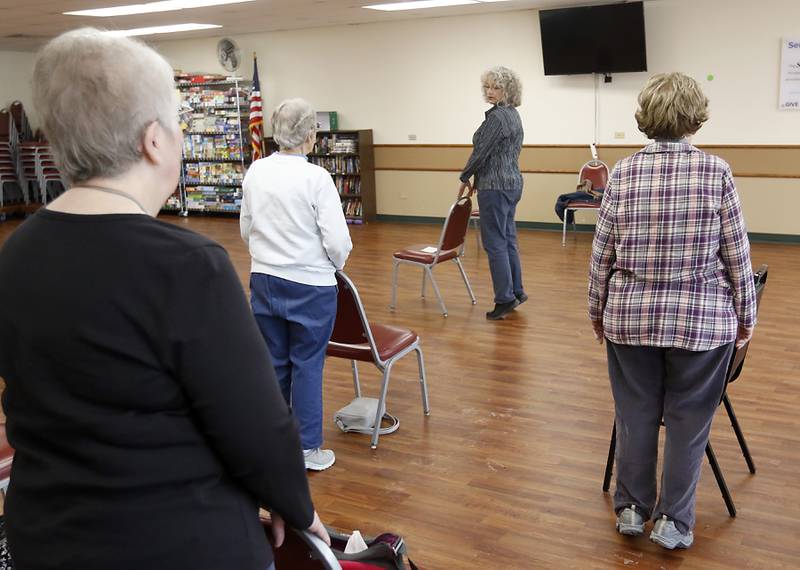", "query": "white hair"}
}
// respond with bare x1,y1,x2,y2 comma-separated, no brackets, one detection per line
271,98,316,150
32,28,177,184
481,66,523,107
